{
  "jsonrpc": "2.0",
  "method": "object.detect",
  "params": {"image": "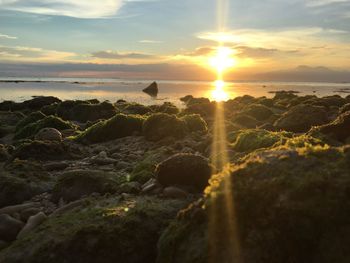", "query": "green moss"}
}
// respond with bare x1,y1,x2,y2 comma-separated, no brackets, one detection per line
0,196,189,263
40,103,59,116
151,102,180,115
142,113,187,141
122,103,153,115
158,145,350,263
14,116,75,140
241,103,273,121
75,114,144,144
15,111,46,132
231,129,291,152
181,114,208,133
